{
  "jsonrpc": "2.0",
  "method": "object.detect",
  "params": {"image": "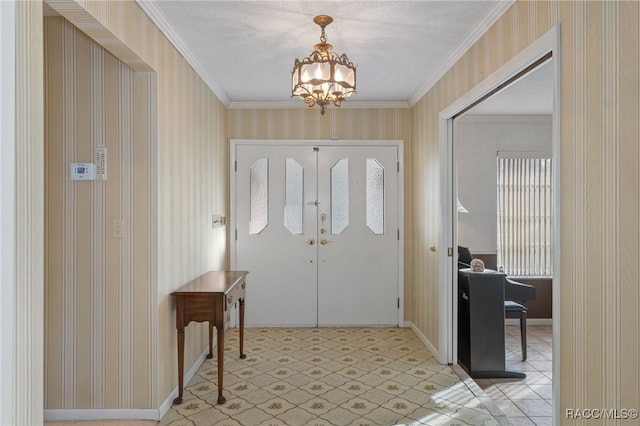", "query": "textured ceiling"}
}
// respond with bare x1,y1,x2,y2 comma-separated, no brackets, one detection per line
137,0,528,109
132,1,552,113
